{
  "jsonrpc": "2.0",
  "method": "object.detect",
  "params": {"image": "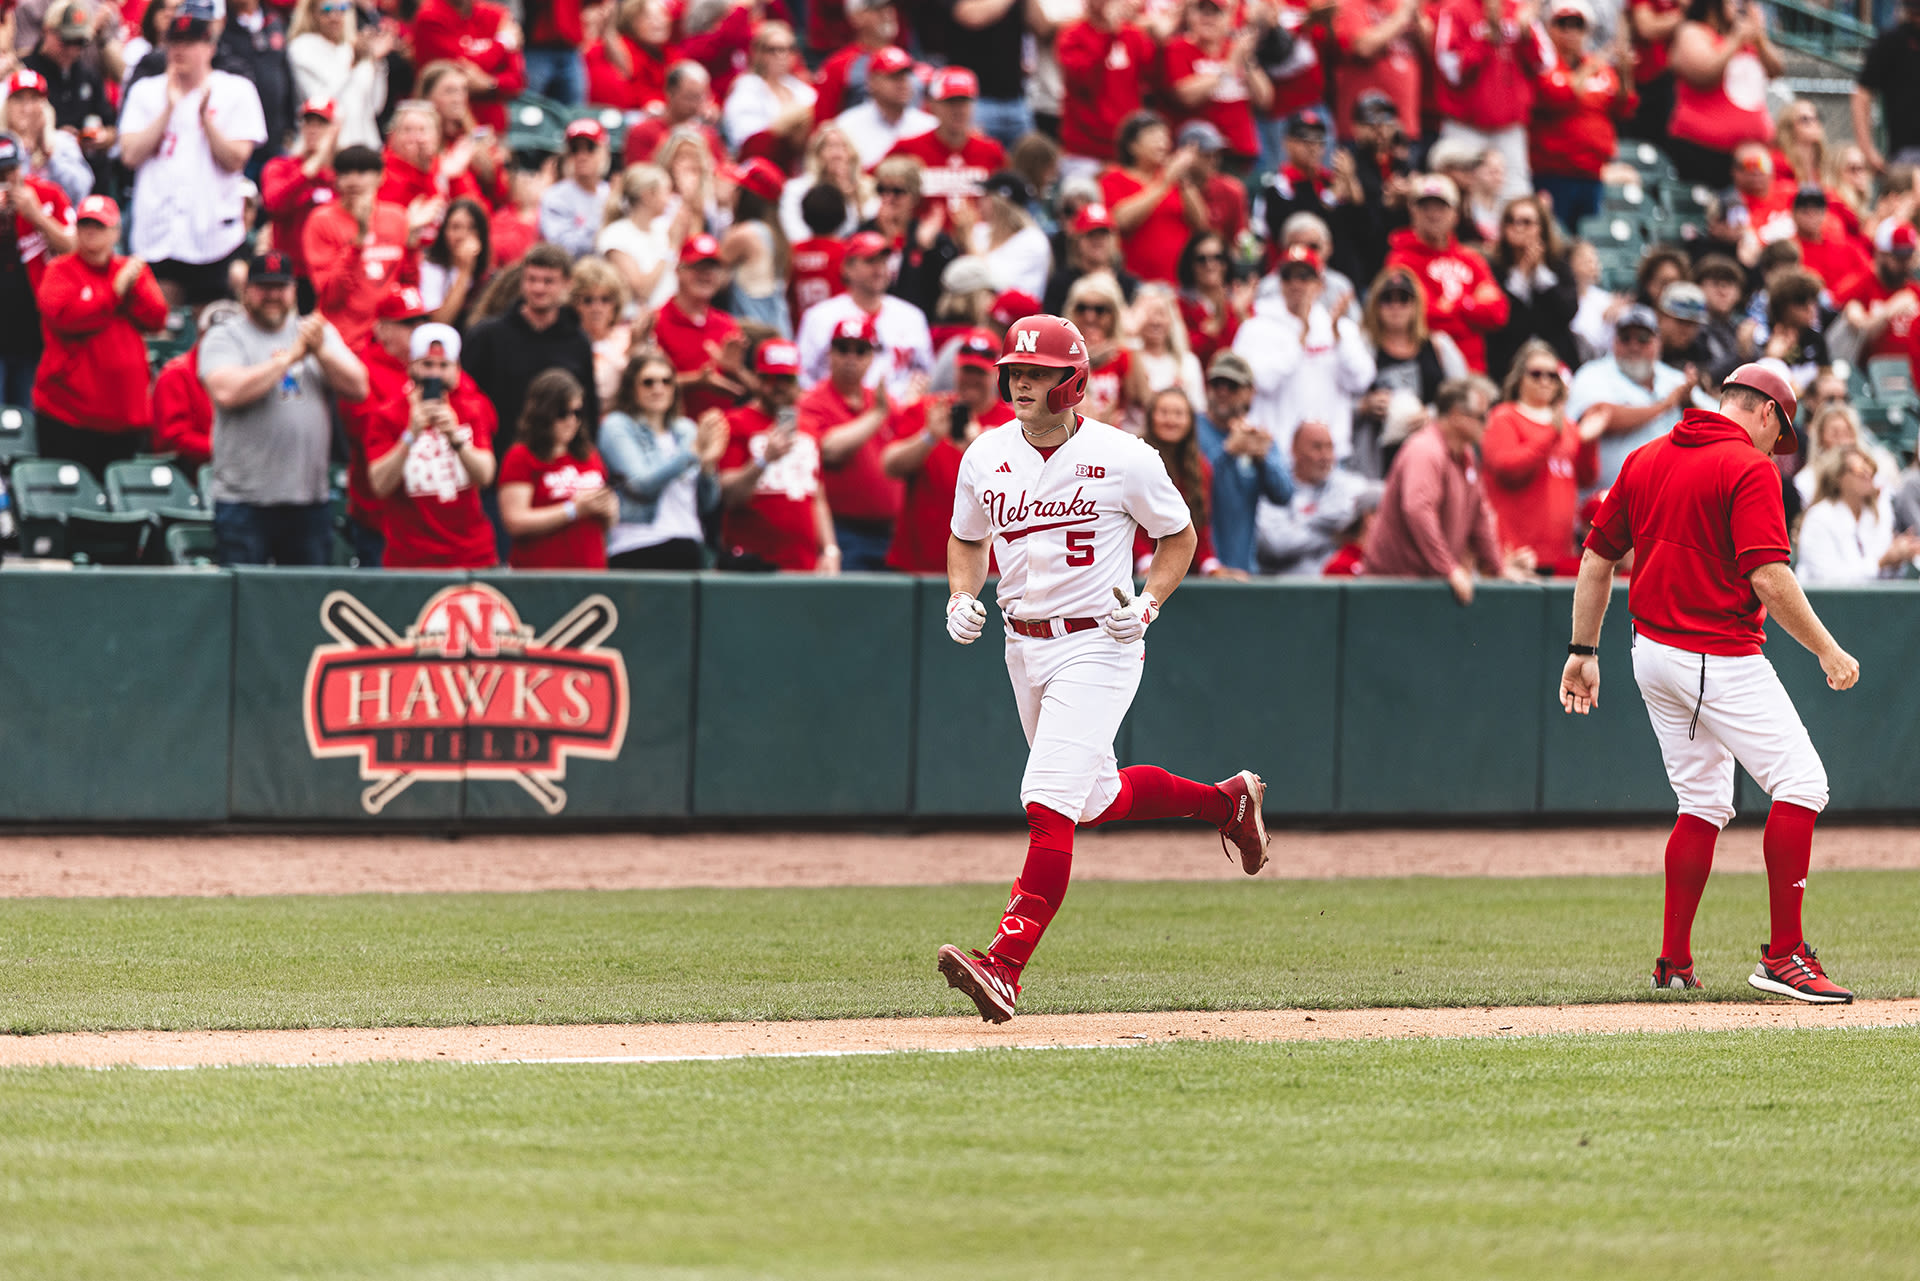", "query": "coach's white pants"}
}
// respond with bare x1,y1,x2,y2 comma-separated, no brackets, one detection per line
1005,628,1144,822
1631,634,1829,829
